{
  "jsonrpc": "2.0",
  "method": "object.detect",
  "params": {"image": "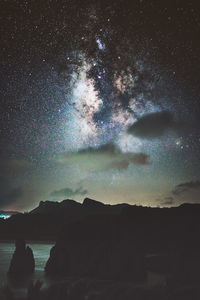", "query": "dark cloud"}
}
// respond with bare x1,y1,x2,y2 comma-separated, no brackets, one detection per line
78,143,117,155
107,153,150,170
173,180,200,196
57,143,150,171
127,111,185,139
163,197,174,205
0,176,23,208
51,186,88,198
